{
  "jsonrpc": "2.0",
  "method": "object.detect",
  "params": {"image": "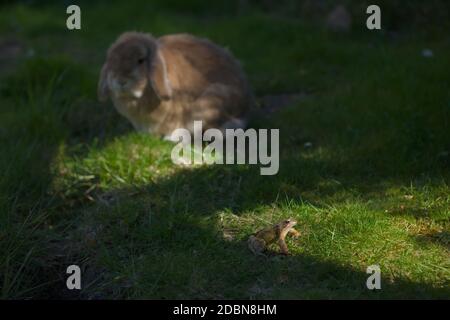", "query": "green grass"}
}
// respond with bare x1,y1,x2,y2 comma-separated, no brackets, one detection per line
0,1,449,299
